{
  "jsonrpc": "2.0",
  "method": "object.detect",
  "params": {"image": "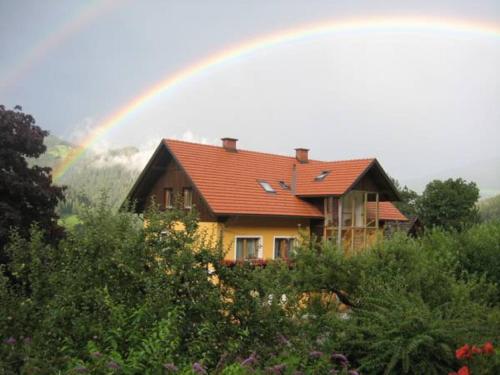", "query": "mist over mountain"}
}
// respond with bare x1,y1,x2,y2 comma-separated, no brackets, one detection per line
29,135,143,225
